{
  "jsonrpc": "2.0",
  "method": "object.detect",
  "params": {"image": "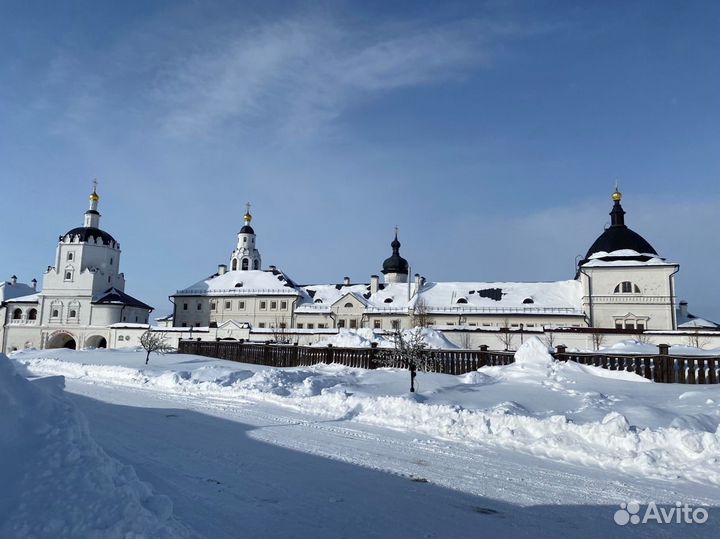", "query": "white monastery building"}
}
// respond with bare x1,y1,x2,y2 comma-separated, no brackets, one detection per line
171,189,714,342
1,185,153,352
